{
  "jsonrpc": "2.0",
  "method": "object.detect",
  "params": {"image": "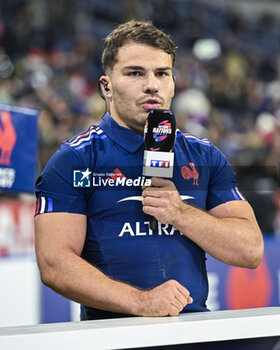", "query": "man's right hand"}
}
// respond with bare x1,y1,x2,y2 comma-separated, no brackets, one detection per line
136,279,193,317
